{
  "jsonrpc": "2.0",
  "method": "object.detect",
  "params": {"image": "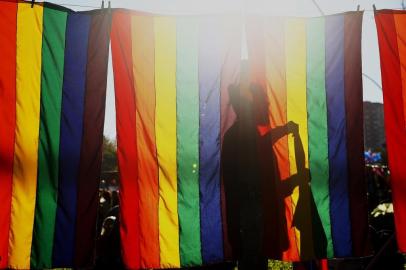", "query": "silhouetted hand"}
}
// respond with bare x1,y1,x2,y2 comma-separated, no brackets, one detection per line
281,169,311,197
287,121,299,136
